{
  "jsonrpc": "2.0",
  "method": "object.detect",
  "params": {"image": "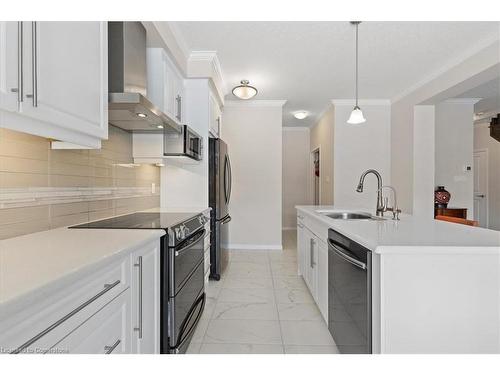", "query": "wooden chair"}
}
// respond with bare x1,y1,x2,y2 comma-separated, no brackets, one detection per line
435,215,478,227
